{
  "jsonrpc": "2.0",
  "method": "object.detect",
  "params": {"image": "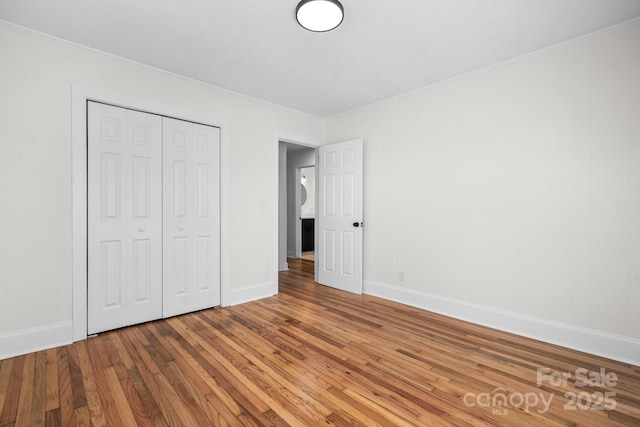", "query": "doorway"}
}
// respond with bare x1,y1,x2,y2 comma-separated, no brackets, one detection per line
278,142,316,273
276,138,364,295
